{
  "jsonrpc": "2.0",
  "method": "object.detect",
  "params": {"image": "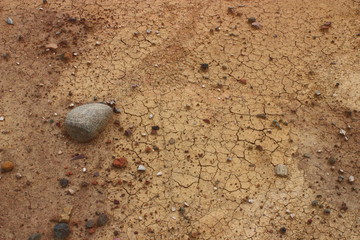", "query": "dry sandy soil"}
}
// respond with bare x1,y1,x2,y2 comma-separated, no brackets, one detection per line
1,0,360,239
